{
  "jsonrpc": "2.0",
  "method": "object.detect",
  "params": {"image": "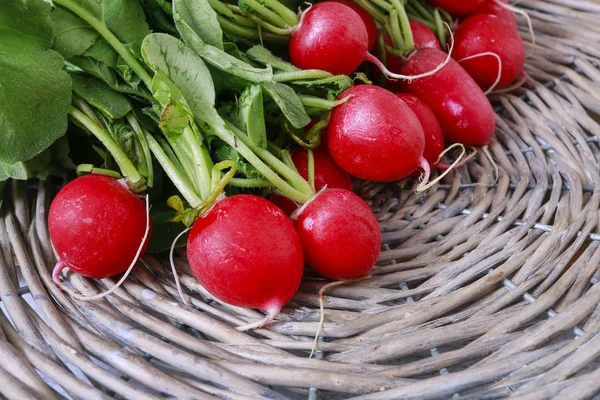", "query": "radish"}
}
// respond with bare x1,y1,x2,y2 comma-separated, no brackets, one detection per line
186,194,304,330
294,189,381,280
453,14,525,91
396,93,445,167
289,2,451,79
328,85,430,182
397,48,496,147
429,0,486,15
384,20,441,92
272,148,352,215
469,0,516,26
329,0,379,50
49,174,151,280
